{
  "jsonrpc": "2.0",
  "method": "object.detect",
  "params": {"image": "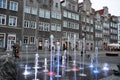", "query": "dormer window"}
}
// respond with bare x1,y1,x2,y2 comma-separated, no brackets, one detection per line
55,3,58,8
